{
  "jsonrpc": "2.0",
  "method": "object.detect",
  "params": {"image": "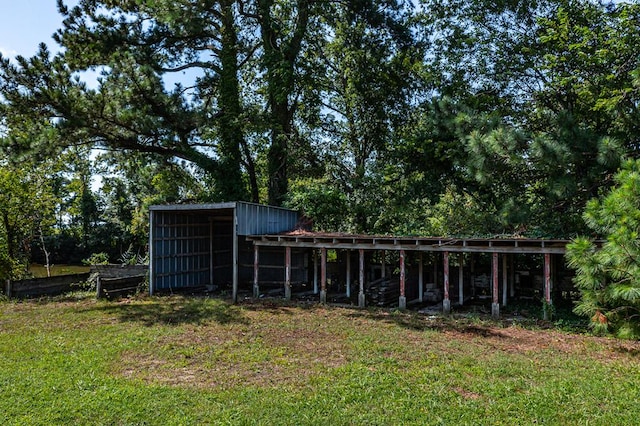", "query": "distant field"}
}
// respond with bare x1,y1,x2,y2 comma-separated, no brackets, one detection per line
1,295,639,425
28,264,90,278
